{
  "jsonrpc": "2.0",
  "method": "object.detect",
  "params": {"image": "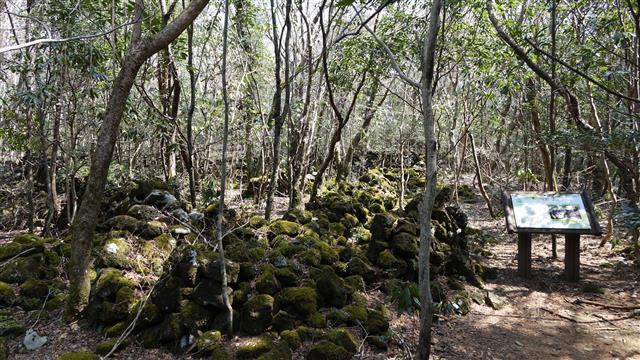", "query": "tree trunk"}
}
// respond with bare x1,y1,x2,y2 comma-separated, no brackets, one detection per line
64,0,211,321
217,0,233,334
417,0,442,359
